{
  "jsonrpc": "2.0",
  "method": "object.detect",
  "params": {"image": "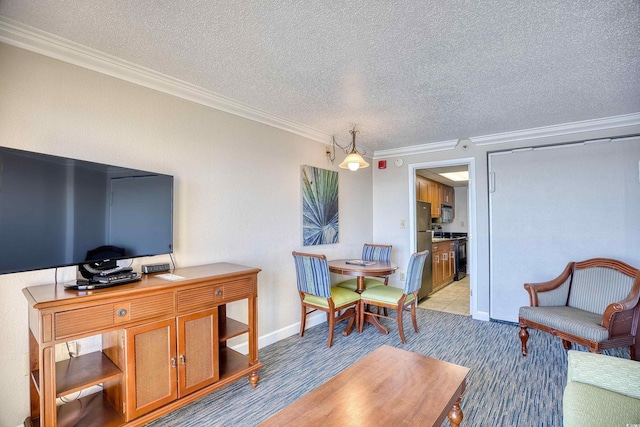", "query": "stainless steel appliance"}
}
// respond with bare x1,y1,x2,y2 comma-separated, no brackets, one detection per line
455,238,467,281
441,204,454,223
416,201,433,300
